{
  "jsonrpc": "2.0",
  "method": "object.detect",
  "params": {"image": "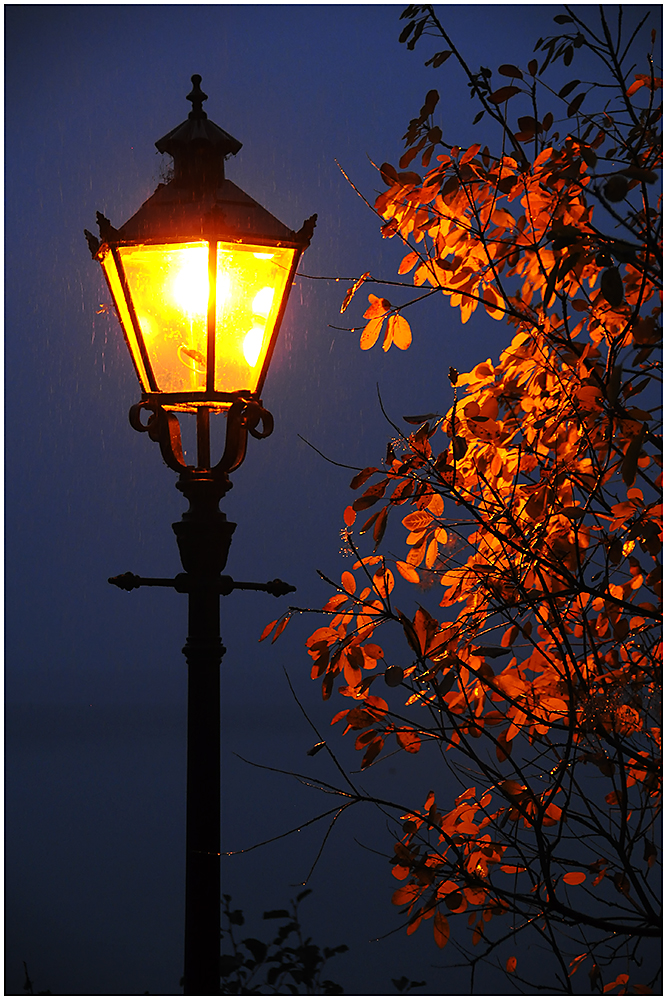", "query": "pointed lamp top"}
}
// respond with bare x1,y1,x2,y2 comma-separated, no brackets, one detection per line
155,74,243,184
